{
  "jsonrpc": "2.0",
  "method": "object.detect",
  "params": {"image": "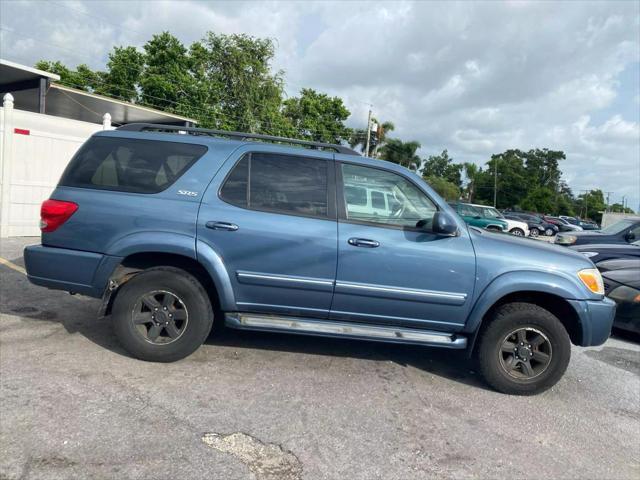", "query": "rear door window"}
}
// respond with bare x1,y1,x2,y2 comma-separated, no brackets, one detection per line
60,136,207,193
219,152,329,218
